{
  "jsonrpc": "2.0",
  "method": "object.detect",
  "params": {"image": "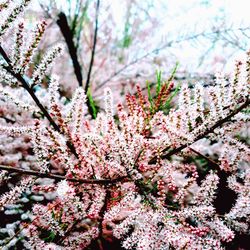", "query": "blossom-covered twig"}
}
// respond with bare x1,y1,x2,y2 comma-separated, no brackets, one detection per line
149,98,249,164
0,165,128,185
0,45,78,157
